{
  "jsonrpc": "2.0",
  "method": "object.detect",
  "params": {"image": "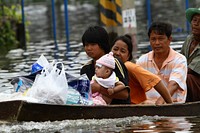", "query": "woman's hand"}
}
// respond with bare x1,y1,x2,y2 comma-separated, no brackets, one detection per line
91,81,101,93
107,88,114,95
